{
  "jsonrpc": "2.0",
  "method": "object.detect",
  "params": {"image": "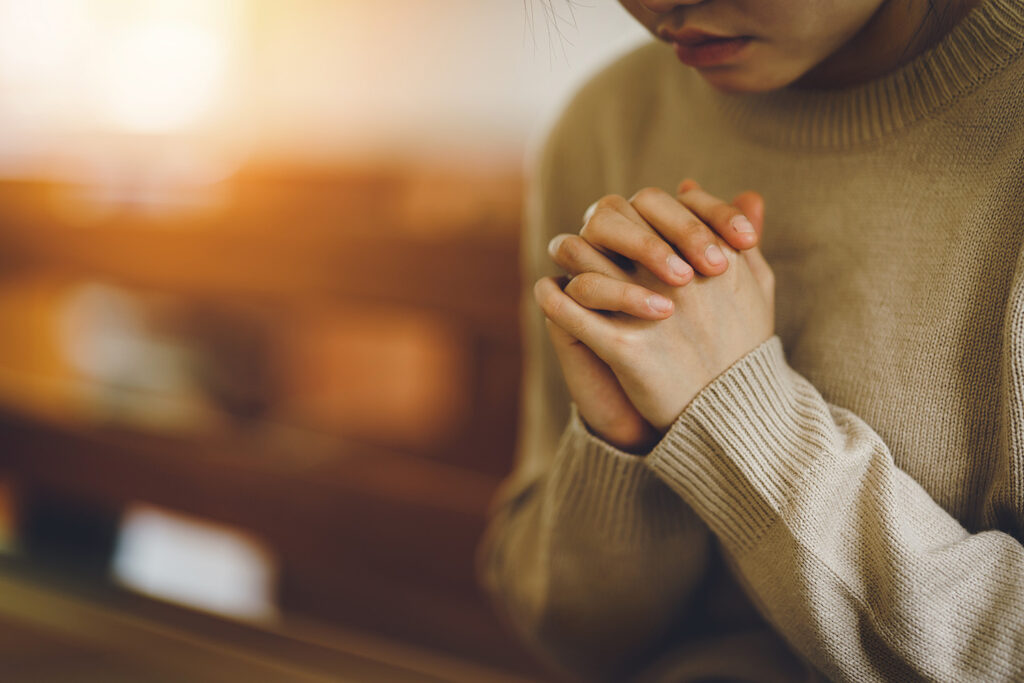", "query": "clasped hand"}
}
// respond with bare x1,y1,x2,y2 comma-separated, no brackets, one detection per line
534,179,776,454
